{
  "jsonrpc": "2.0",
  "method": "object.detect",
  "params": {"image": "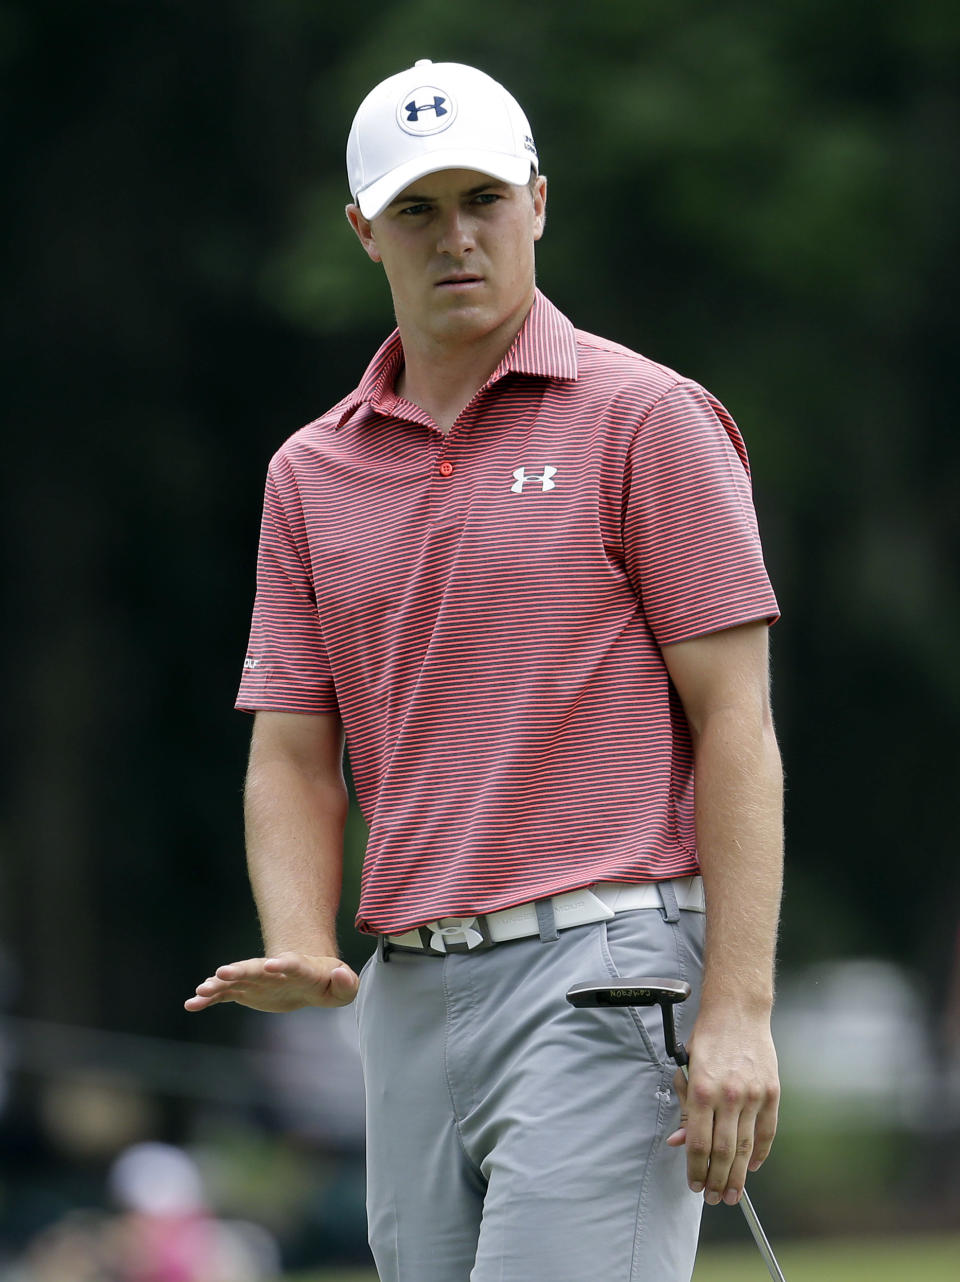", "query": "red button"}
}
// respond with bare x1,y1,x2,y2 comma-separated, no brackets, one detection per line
438,461,454,477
